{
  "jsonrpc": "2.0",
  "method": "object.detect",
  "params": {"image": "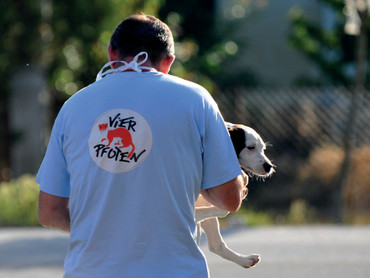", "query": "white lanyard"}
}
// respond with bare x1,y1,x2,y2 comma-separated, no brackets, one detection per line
96,51,153,81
